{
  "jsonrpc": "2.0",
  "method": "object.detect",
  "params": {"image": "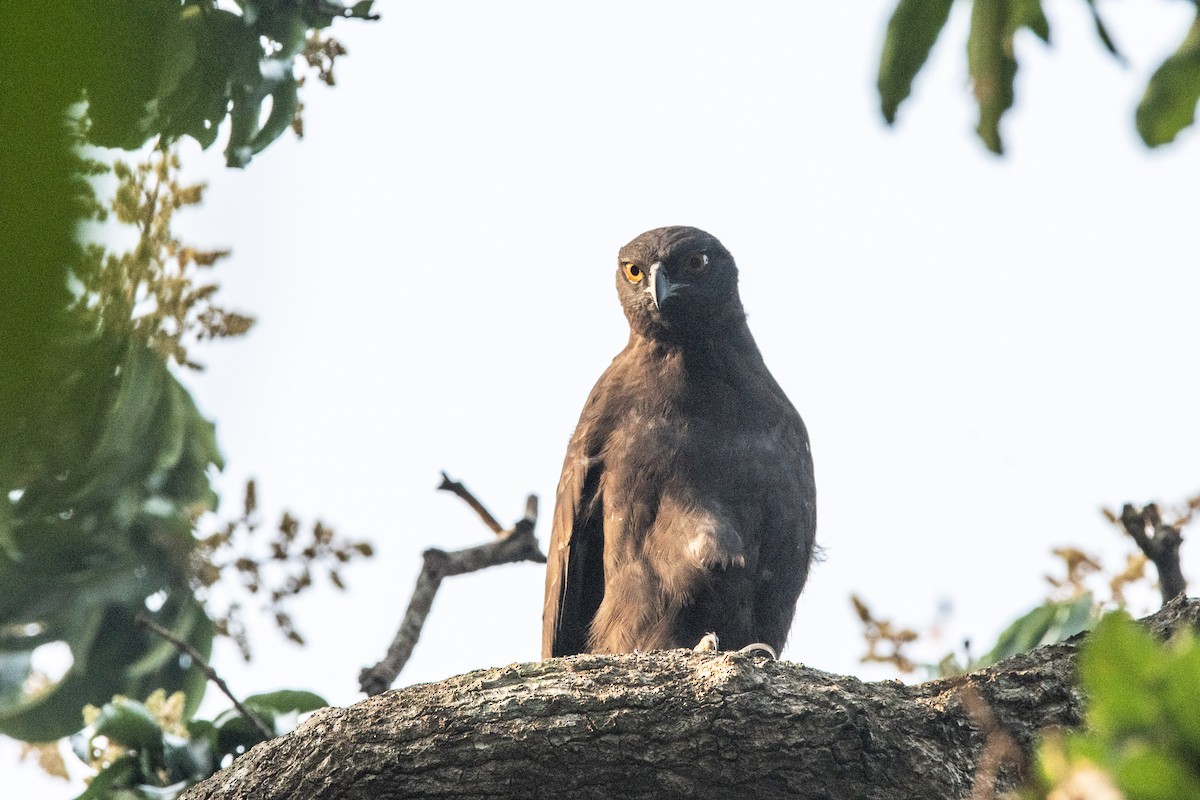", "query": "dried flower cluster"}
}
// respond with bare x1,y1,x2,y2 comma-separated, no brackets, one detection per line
73,146,254,369
192,480,374,660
